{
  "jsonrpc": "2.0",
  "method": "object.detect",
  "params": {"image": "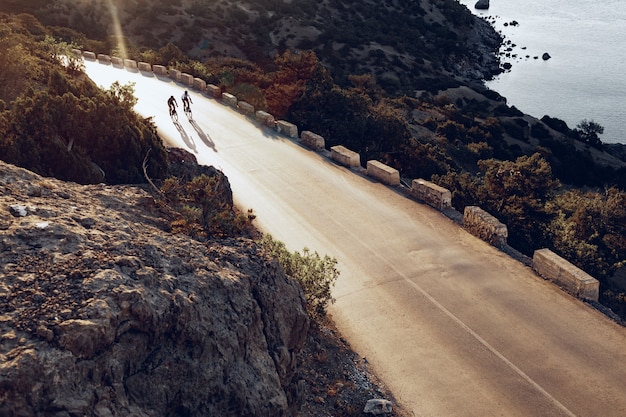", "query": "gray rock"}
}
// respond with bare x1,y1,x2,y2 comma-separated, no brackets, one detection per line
364,398,393,415
475,0,490,10
9,204,27,217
